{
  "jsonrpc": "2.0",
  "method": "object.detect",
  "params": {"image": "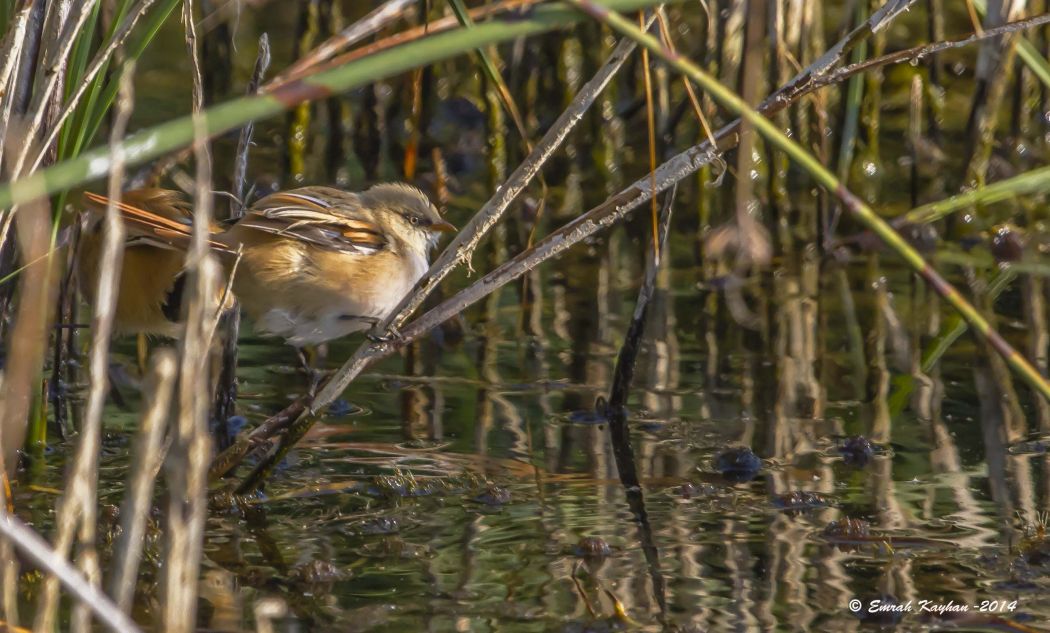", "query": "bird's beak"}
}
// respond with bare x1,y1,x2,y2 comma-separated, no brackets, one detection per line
430,220,457,234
